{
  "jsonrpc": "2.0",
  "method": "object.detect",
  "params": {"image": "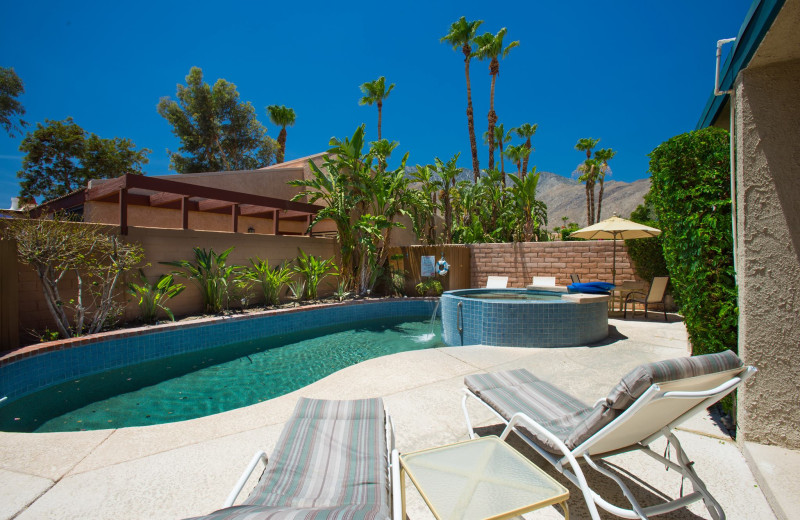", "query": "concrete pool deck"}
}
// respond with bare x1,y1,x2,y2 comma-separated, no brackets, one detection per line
0,317,787,519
